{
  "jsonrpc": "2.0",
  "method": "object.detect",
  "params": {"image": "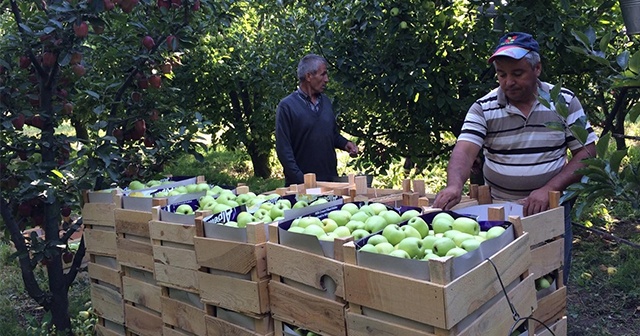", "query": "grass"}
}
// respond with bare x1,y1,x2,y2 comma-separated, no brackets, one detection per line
1,147,639,335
